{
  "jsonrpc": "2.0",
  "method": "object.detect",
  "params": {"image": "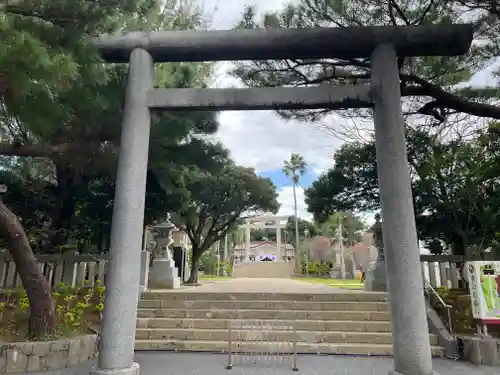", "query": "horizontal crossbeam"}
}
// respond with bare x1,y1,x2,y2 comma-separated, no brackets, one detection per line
94,25,473,63
247,216,290,221
147,85,372,111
